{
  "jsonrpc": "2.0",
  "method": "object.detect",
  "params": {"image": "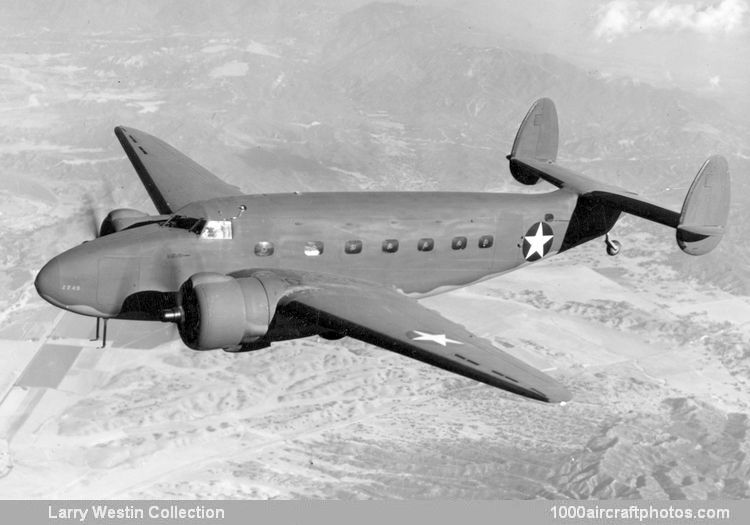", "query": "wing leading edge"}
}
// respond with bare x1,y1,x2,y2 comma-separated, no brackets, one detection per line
273,273,571,403
115,126,243,214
